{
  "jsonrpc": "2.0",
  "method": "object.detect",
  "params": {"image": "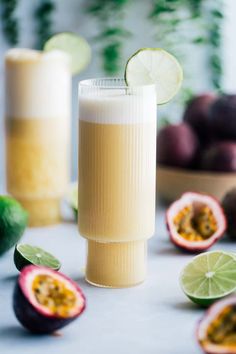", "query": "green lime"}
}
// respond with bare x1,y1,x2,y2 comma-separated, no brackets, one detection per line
14,244,61,271
44,32,91,75
180,251,236,307
66,182,78,219
0,196,28,256
125,48,183,105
